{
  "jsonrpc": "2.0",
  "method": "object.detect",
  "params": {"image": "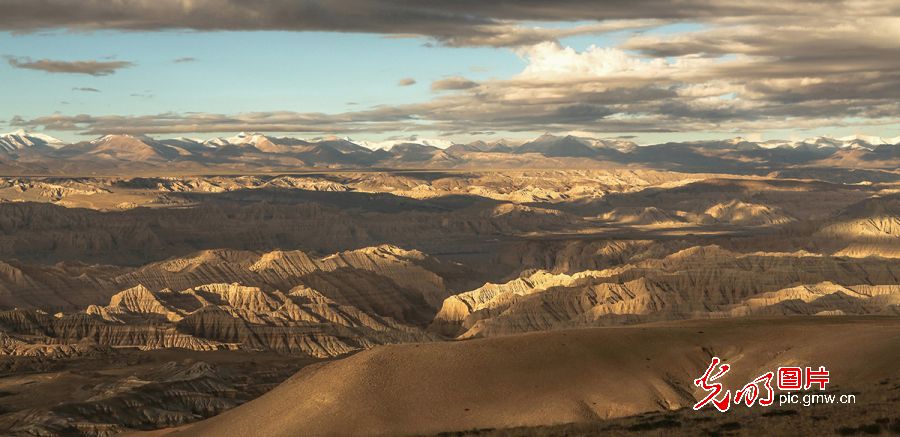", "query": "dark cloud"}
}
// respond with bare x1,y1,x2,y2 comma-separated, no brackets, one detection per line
11,109,419,135
2,0,861,47
398,78,417,86
72,87,101,92
173,57,196,63
2,1,893,33
431,77,478,91
5,1,900,135
6,56,133,76
551,104,615,123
